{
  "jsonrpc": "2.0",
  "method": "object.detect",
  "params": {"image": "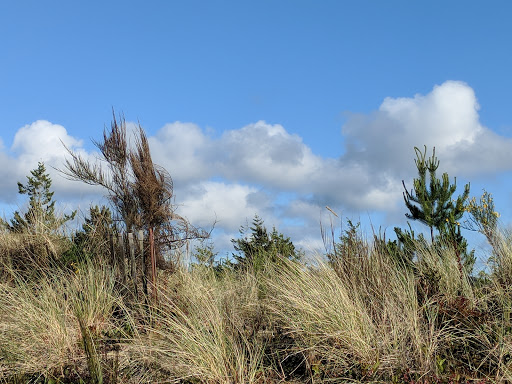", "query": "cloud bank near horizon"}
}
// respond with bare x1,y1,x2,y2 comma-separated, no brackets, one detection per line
1,81,511,251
